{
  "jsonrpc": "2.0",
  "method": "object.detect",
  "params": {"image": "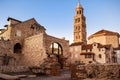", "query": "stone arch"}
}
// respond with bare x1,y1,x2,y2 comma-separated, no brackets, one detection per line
13,43,22,53
49,42,63,56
